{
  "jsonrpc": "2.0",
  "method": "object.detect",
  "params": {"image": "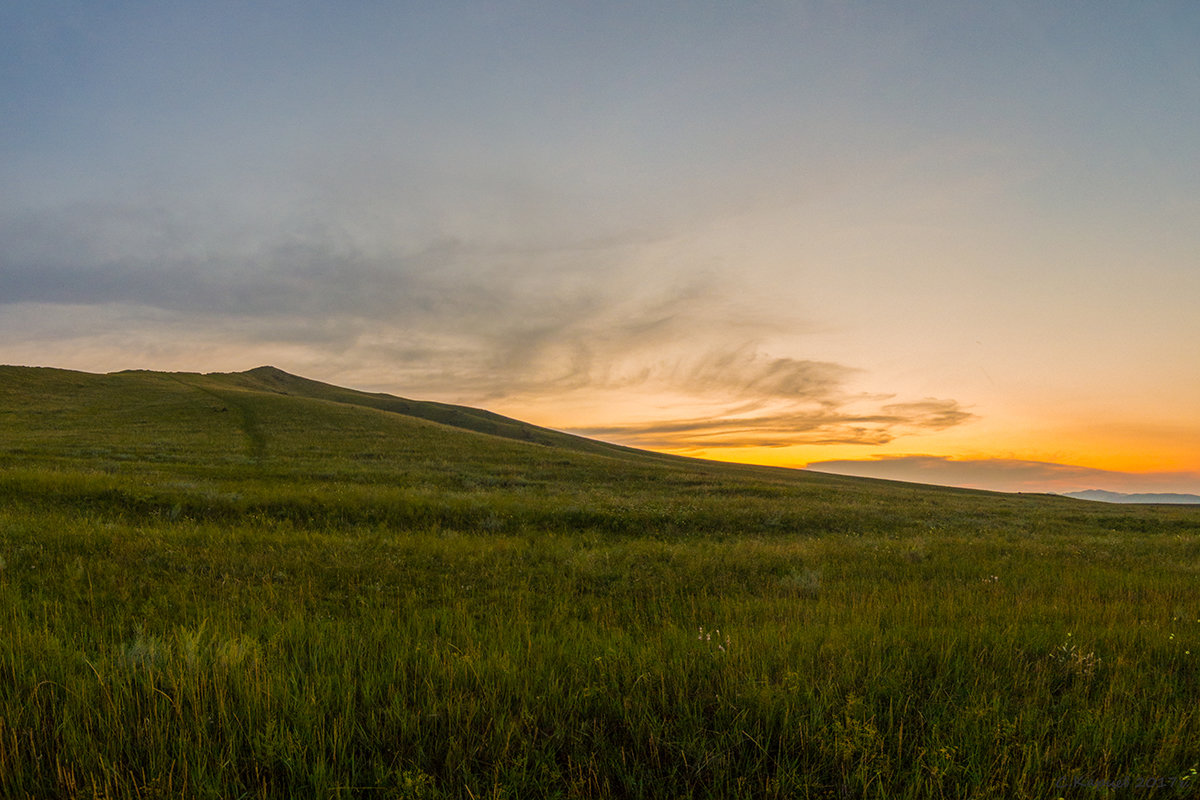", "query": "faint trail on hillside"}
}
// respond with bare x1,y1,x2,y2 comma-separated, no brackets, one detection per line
172,377,268,462
227,396,268,461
